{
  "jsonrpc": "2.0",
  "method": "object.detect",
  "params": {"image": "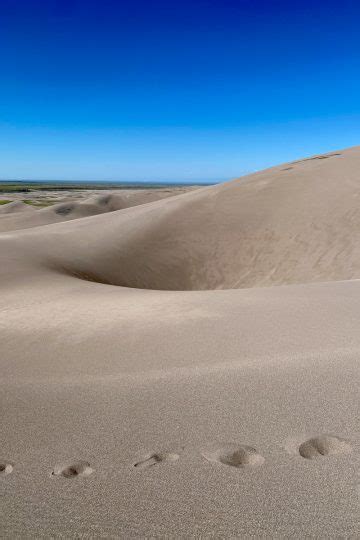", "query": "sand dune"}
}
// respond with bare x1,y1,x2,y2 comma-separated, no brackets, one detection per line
0,200,36,215
0,188,194,233
1,147,360,537
3,146,360,290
